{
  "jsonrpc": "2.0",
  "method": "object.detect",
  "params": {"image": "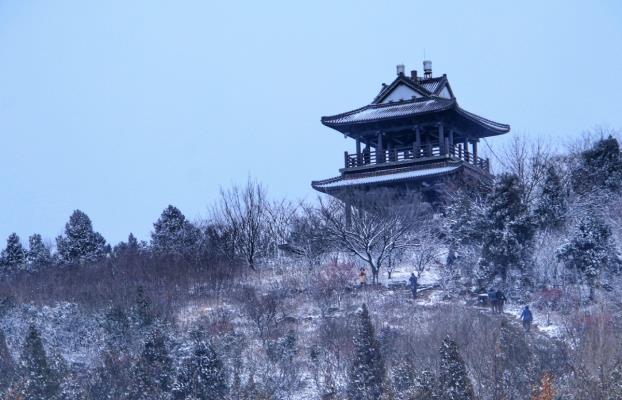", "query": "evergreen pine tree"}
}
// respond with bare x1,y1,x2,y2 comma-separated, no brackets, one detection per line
534,164,567,230
444,189,489,247
1,233,26,269
113,233,142,260
18,325,61,400
572,135,622,194
27,234,52,269
151,205,202,258
437,337,475,400
133,286,155,328
481,173,536,280
129,330,174,400
172,338,228,400
556,213,620,299
347,304,387,400
56,210,108,265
